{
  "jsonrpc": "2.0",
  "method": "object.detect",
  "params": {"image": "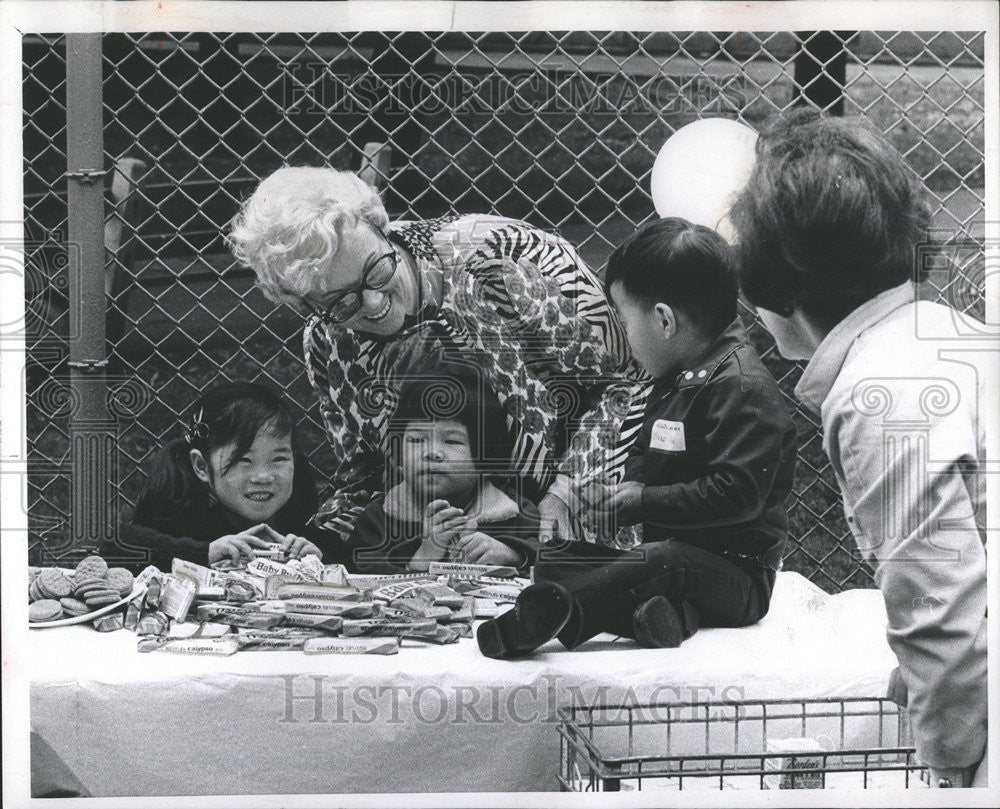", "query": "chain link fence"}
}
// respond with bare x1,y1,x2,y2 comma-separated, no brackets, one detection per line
22,30,985,591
